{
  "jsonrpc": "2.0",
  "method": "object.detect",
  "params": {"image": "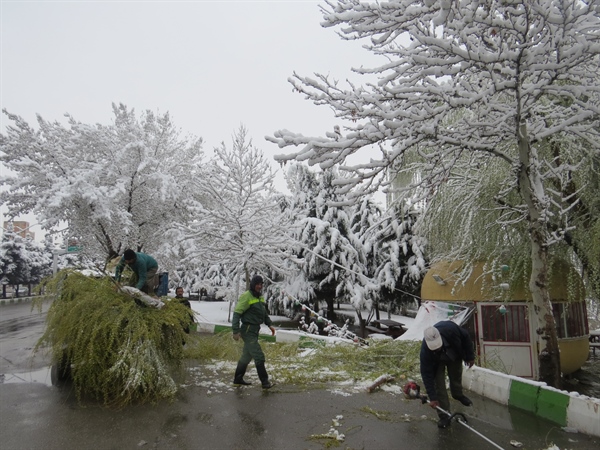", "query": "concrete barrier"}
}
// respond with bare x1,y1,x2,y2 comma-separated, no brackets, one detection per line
567,394,600,437
463,366,513,405
463,365,600,437
194,321,356,346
